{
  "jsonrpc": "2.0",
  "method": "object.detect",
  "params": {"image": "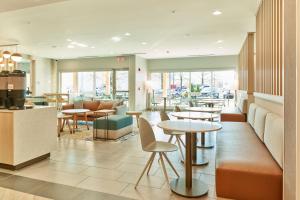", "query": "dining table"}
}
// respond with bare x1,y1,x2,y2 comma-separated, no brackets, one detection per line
157,120,222,198
171,111,220,154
